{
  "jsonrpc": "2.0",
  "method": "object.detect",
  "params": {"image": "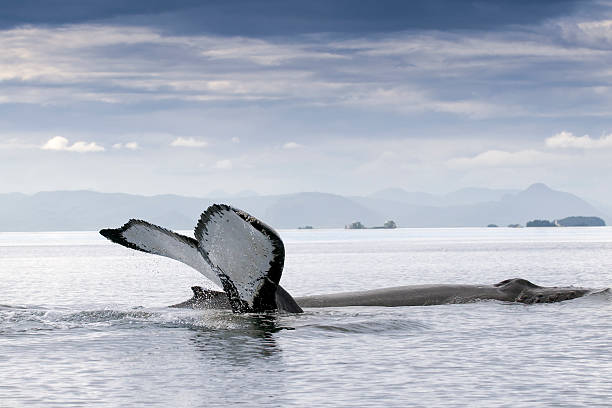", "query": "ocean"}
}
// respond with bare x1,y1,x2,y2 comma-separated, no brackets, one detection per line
1,227,611,407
